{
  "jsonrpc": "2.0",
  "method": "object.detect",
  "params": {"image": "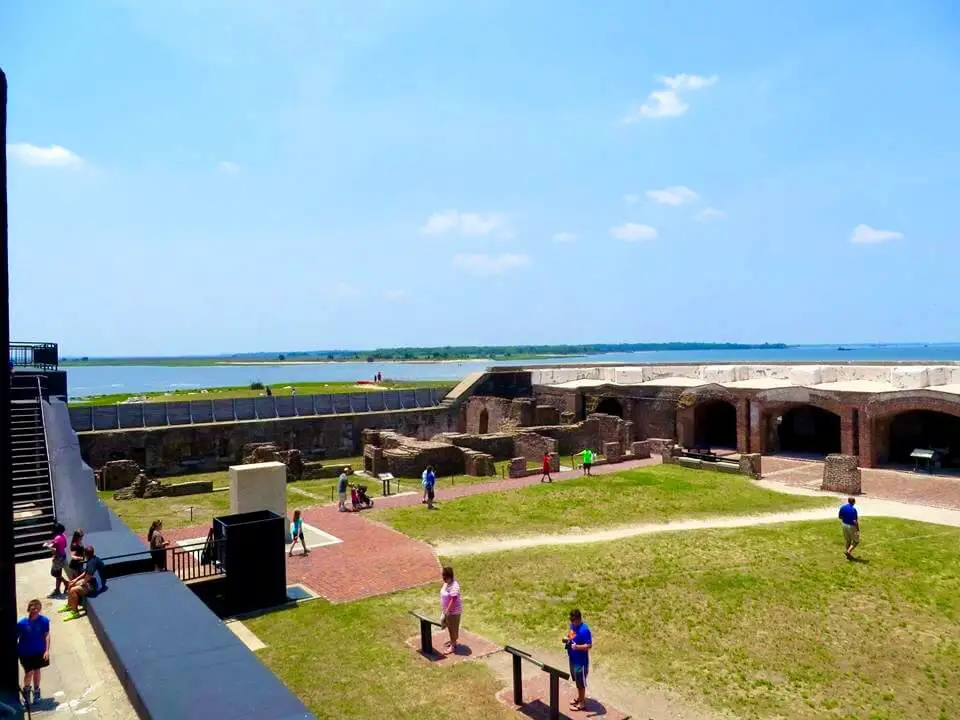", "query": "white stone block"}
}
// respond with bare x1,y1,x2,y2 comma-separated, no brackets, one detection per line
926,366,948,387
701,365,737,383
790,366,823,387
230,462,290,541
890,367,928,390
